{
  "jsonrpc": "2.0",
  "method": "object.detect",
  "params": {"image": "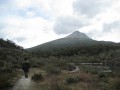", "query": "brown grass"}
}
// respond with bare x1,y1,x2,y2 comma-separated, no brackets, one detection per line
13,68,120,90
